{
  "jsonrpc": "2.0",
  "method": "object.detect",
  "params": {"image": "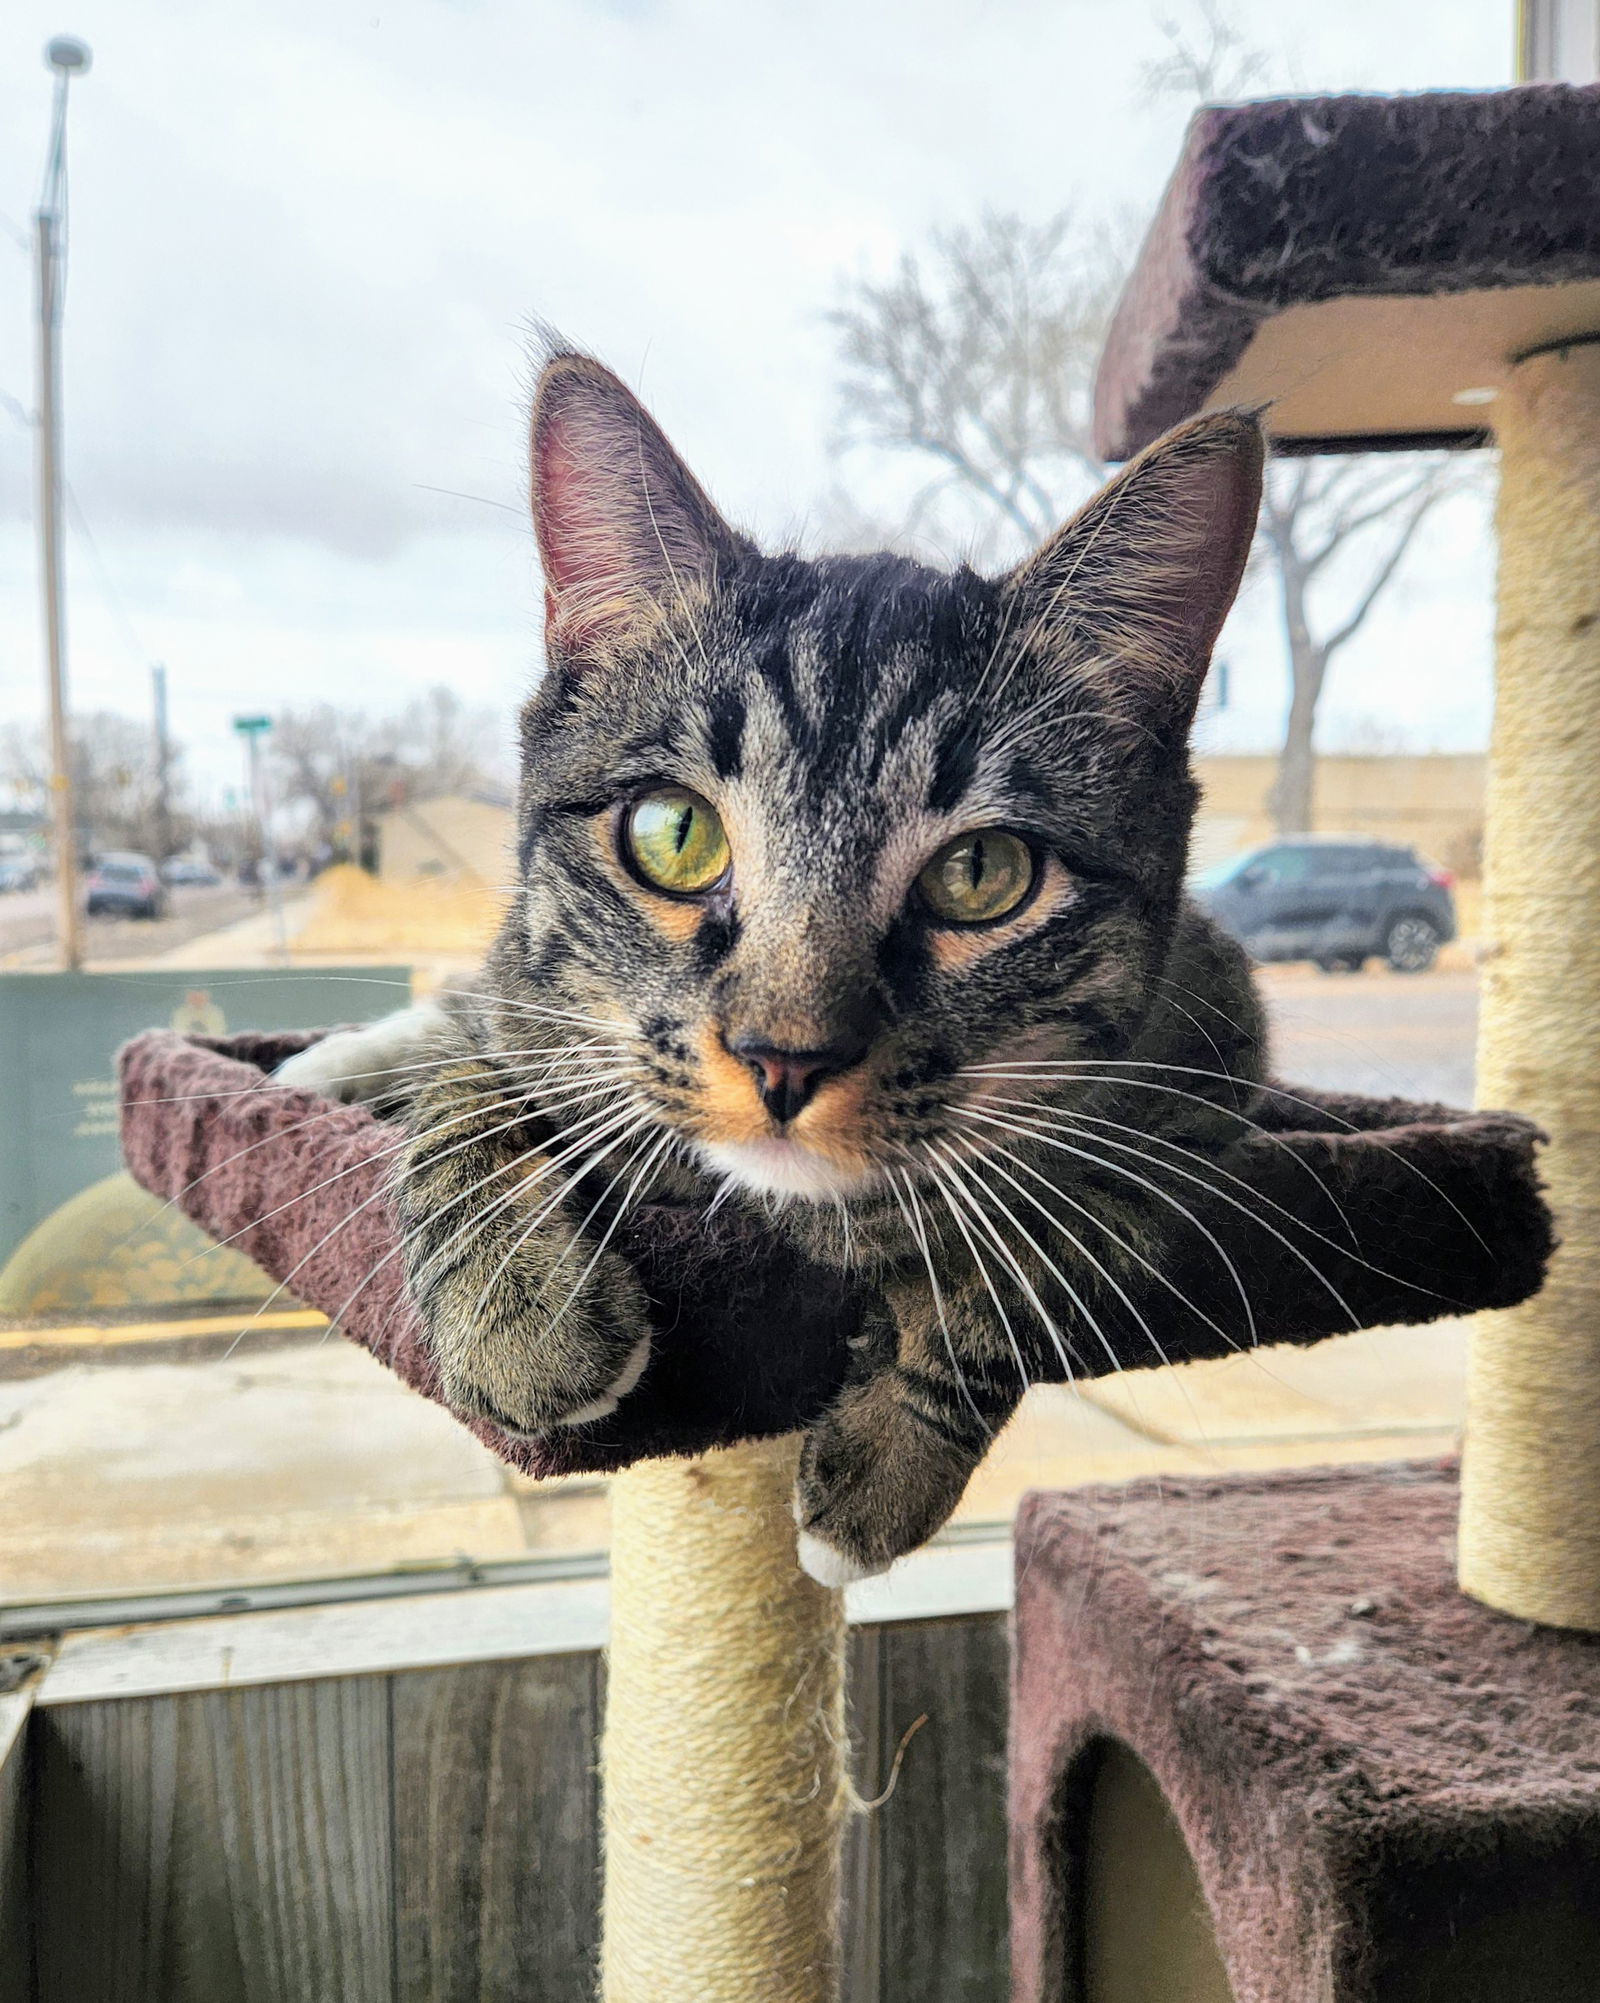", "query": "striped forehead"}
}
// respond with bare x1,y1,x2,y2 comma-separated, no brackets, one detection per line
709,655,1008,834
701,574,1006,804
